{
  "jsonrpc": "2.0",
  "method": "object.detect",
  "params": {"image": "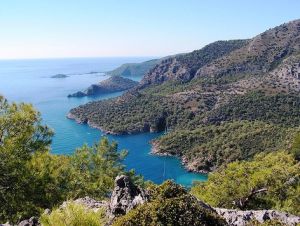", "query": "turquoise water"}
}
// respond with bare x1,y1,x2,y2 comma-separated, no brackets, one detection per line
0,57,207,186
